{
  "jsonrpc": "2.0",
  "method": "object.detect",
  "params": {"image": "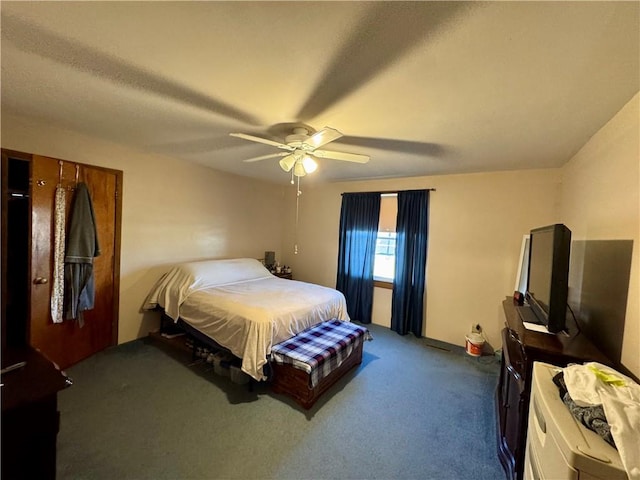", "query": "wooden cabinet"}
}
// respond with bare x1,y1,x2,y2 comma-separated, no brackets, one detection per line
495,298,609,480
497,328,526,477
1,346,72,479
